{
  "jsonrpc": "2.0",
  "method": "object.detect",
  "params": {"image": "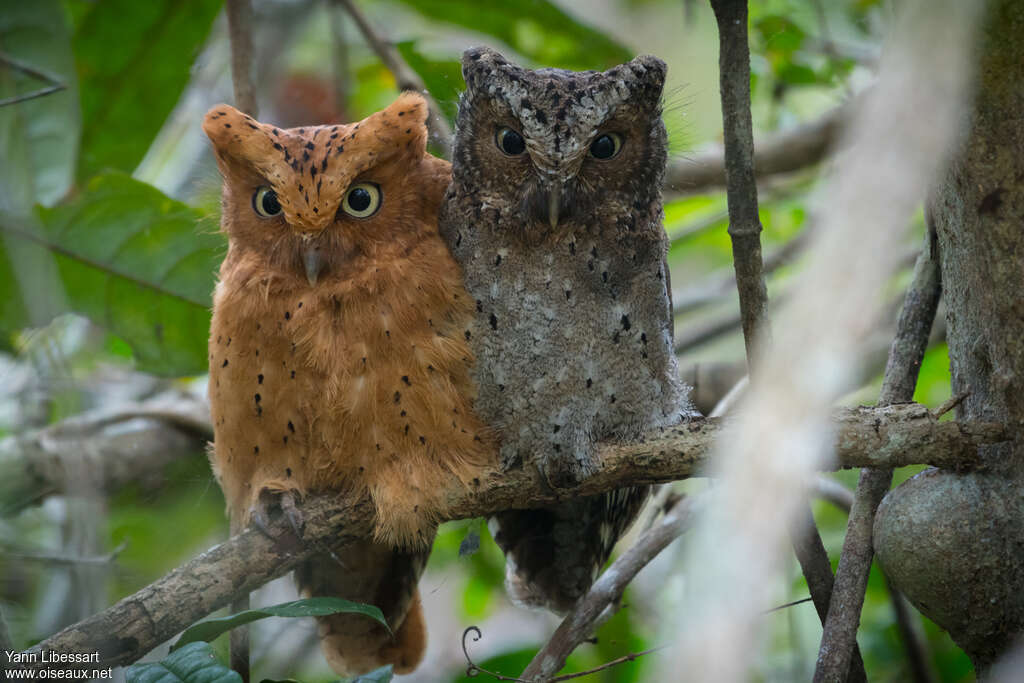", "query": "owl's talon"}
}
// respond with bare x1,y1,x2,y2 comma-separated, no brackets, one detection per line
248,506,275,540
279,491,306,539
